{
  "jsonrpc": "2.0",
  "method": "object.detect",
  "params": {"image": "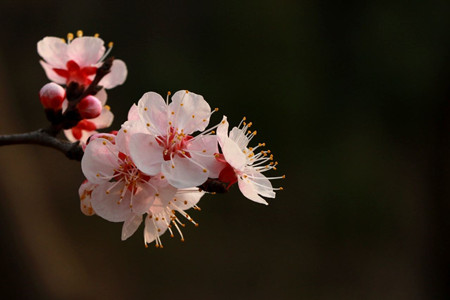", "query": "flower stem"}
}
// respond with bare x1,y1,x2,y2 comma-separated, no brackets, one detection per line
0,128,83,161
